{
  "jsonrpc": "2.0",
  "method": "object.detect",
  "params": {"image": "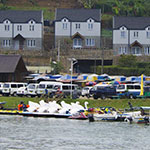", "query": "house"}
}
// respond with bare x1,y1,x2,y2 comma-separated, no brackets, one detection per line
0,55,28,82
113,16,150,55
0,10,43,50
55,8,101,49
